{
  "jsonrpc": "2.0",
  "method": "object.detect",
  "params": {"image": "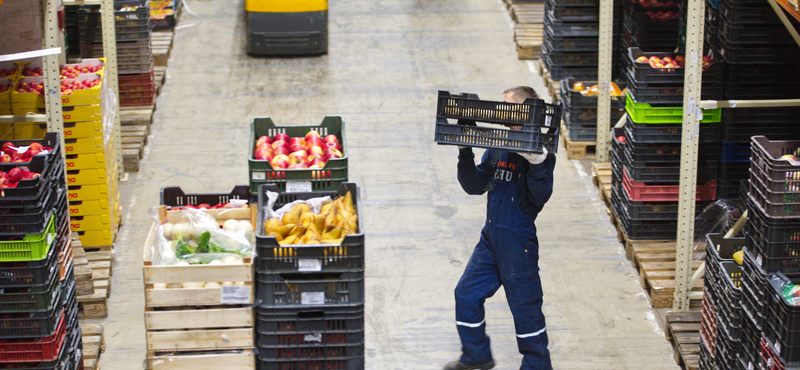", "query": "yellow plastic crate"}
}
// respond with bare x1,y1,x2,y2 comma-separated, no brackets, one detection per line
62,59,105,78
65,152,107,171
63,120,103,139
64,136,104,155
70,214,111,231
12,74,102,108
77,229,113,247
67,167,107,186
13,104,102,122
68,198,110,217
12,122,46,139
68,183,109,202
0,77,12,110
